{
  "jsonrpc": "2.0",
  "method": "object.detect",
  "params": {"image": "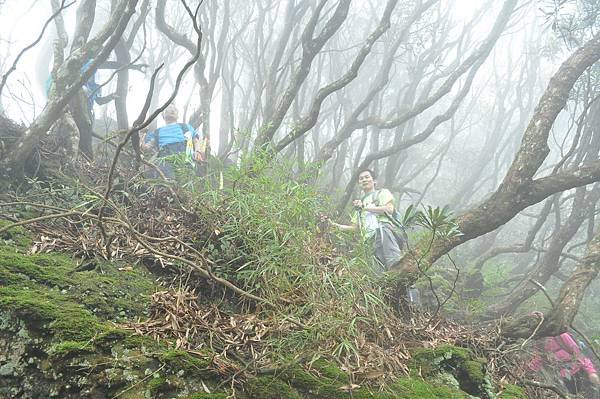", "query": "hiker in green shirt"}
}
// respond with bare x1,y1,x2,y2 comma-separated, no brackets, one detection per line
328,169,405,272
